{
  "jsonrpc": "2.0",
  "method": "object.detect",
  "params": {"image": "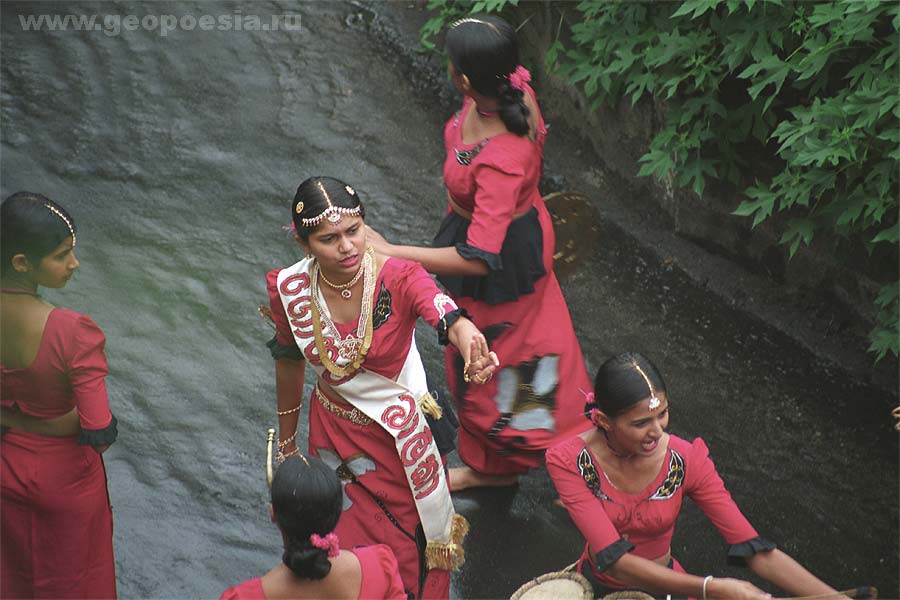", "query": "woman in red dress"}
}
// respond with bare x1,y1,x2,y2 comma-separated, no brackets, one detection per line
220,455,406,600
266,177,498,599
1,192,118,599
547,352,835,599
367,15,592,490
